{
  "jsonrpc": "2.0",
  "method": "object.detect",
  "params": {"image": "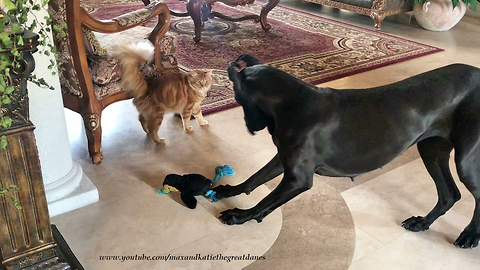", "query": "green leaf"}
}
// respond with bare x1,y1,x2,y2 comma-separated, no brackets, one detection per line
471,0,477,12
17,36,24,46
0,188,8,194
0,32,10,44
9,185,20,191
2,96,11,105
15,203,22,211
29,20,37,31
0,76,6,87
453,0,460,8
11,23,21,33
3,0,16,10
5,86,14,94
0,116,12,128
0,136,6,149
